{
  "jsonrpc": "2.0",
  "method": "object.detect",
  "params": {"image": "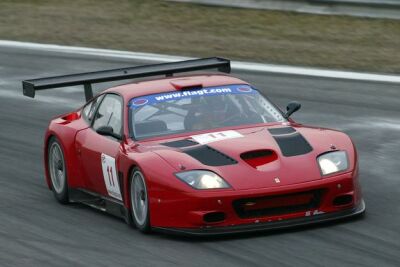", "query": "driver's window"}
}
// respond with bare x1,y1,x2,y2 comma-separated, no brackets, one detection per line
82,94,104,124
92,94,123,136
